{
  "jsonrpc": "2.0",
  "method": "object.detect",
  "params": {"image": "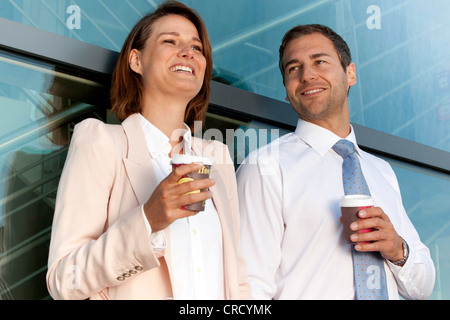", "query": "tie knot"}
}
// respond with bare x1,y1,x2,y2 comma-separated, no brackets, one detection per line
332,139,356,158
